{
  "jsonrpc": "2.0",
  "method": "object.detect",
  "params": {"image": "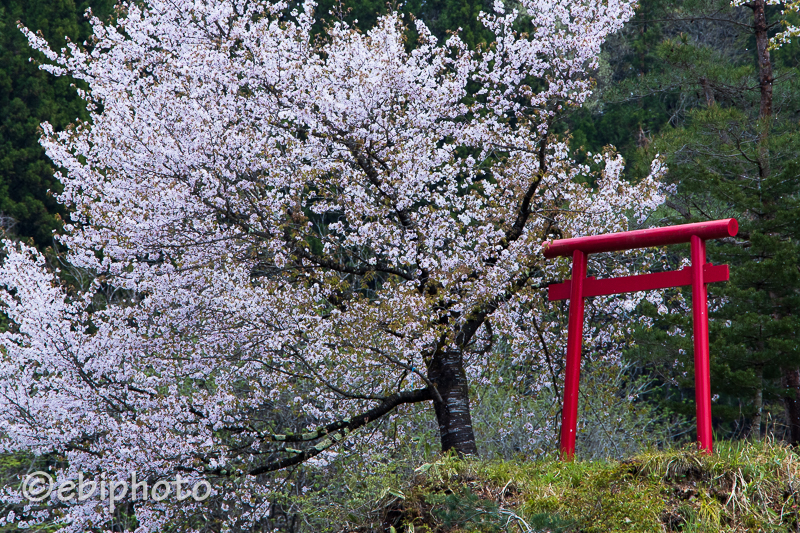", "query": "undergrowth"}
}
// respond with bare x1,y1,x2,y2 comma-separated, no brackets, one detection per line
295,438,800,532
